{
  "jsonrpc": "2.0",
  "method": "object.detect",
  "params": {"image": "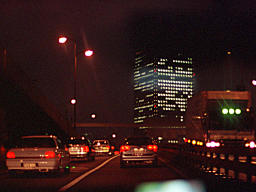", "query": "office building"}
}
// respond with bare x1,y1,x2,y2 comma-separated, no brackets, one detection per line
133,51,194,125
